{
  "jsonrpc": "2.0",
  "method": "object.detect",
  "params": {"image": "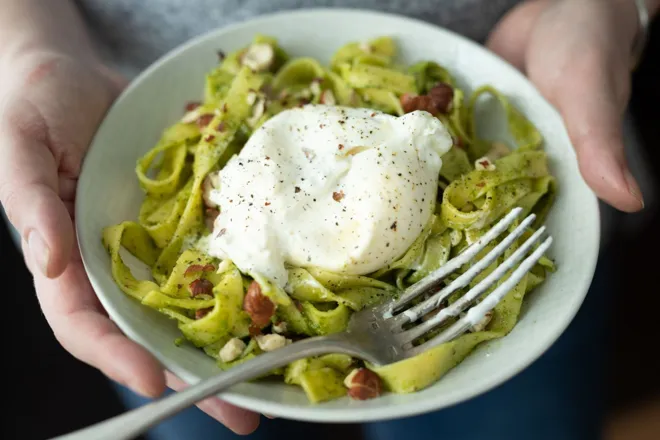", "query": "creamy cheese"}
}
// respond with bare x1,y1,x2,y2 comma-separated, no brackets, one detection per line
206,104,452,288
